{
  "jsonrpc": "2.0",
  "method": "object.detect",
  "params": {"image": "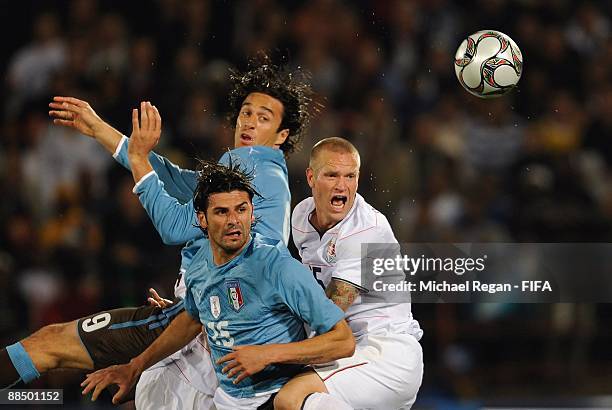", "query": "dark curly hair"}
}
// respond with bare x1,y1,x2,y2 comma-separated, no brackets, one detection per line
193,158,260,237
227,55,314,157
